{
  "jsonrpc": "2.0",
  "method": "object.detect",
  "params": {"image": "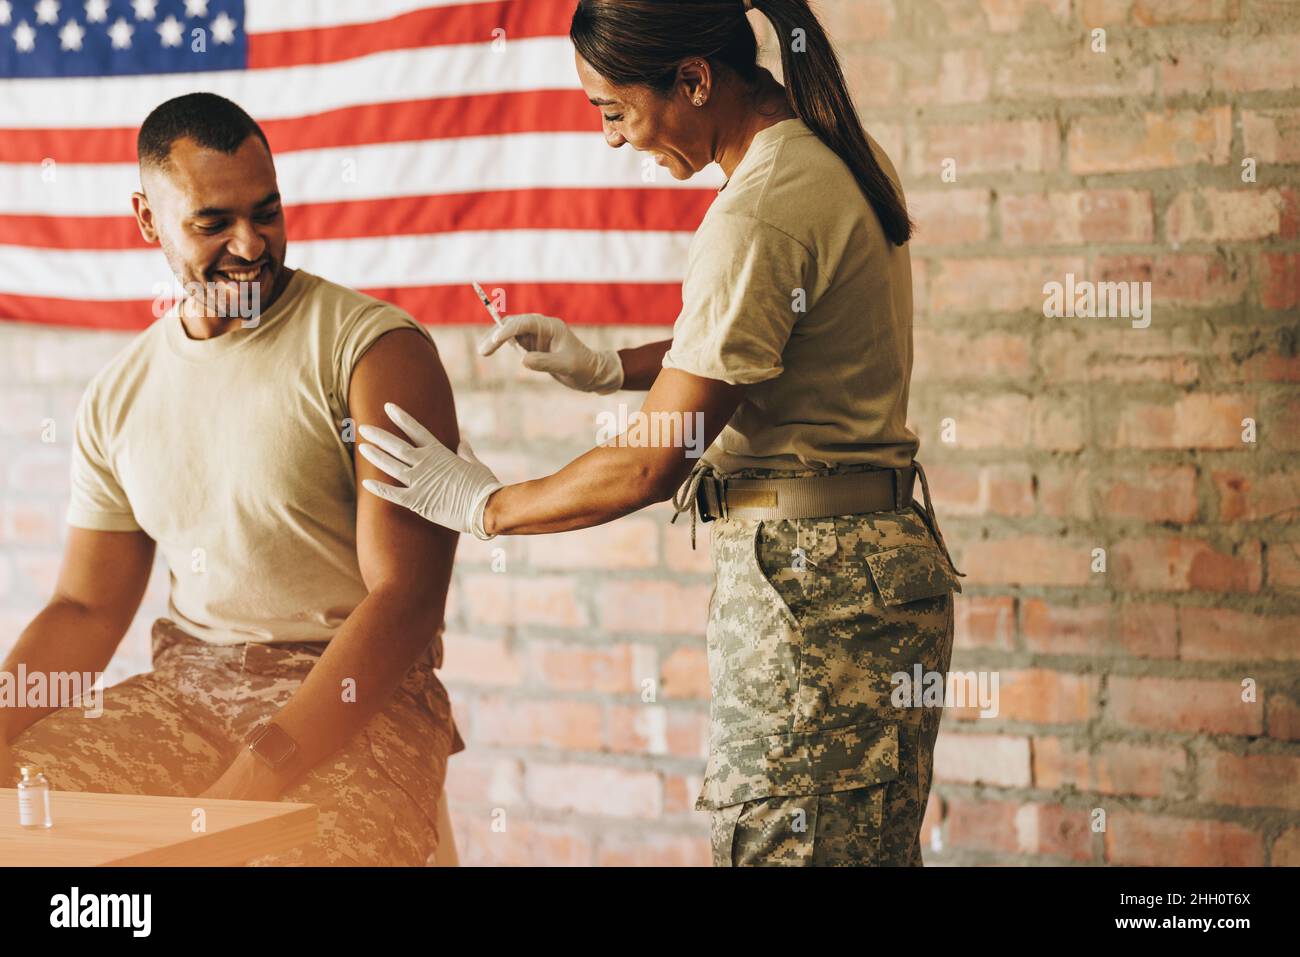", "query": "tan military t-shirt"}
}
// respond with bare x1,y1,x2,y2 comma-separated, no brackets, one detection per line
67,269,434,645
662,117,920,473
